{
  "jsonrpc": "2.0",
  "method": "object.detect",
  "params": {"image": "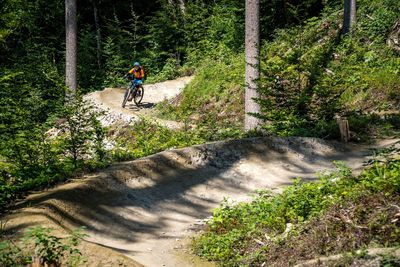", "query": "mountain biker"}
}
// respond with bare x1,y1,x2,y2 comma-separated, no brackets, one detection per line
126,62,145,100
